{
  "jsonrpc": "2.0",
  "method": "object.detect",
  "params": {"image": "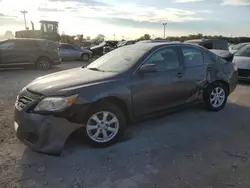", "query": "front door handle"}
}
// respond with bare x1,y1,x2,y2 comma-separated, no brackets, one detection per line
176,72,184,78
